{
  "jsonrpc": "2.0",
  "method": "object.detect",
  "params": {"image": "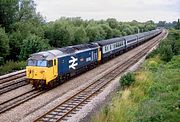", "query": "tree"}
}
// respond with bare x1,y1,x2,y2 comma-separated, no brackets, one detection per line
144,20,156,31
70,17,84,27
0,27,9,58
111,29,121,37
8,20,45,60
122,25,133,35
72,27,89,45
11,21,44,38
0,0,19,31
157,21,166,27
175,19,180,29
86,25,105,42
53,21,74,47
44,20,75,47
100,24,113,39
18,0,44,23
8,31,23,60
106,18,118,29
19,34,50,60
97,25,106,40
